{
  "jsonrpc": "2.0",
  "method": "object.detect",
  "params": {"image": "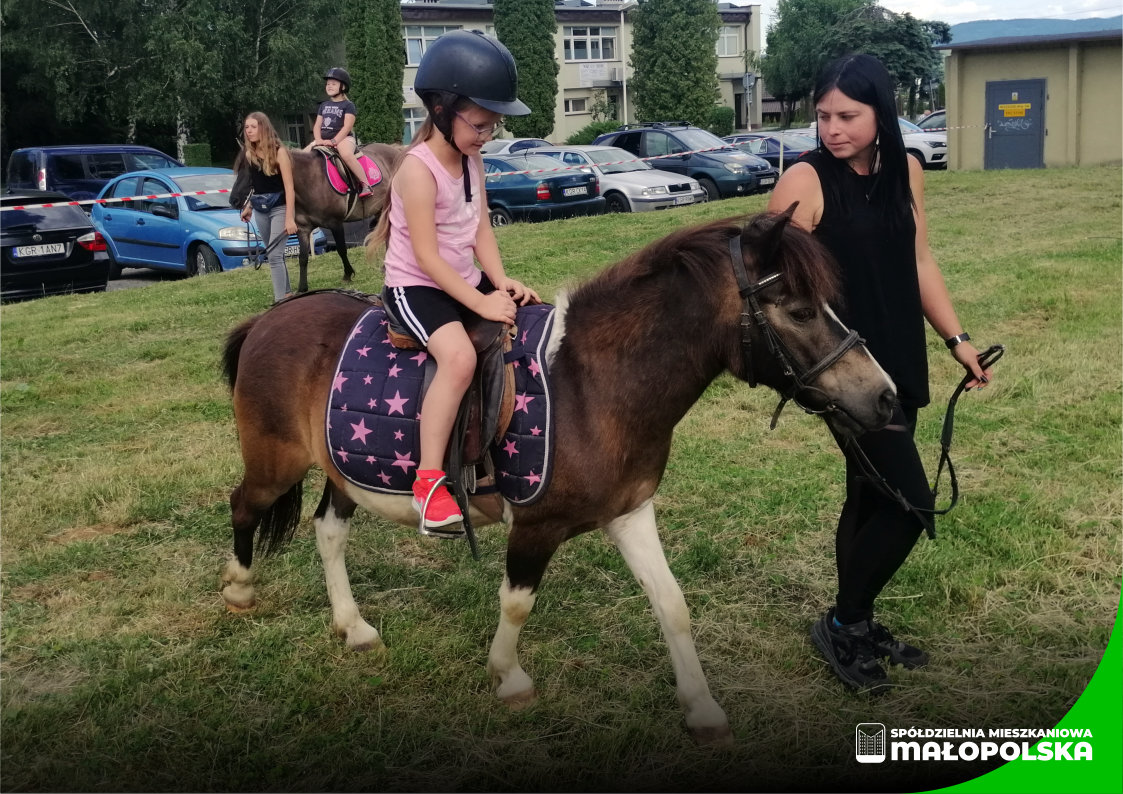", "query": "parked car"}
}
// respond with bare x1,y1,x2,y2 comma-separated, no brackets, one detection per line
1,190,110,302
482,155,604,226
592,122,777,201
90,167,325,278
898,117,948,169
480,138,553,155
722,132,817,170
5,145,182,201
917,109,946,131
511,145,704,213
